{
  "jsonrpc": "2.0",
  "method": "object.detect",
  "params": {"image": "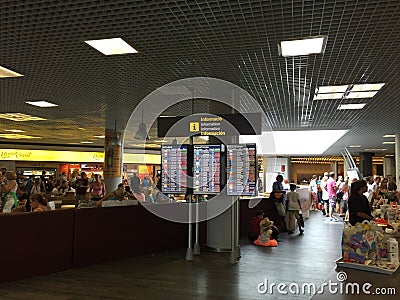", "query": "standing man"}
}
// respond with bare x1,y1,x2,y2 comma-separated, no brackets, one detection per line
326,172,338,221
75,172,89,207
130,172,141,193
